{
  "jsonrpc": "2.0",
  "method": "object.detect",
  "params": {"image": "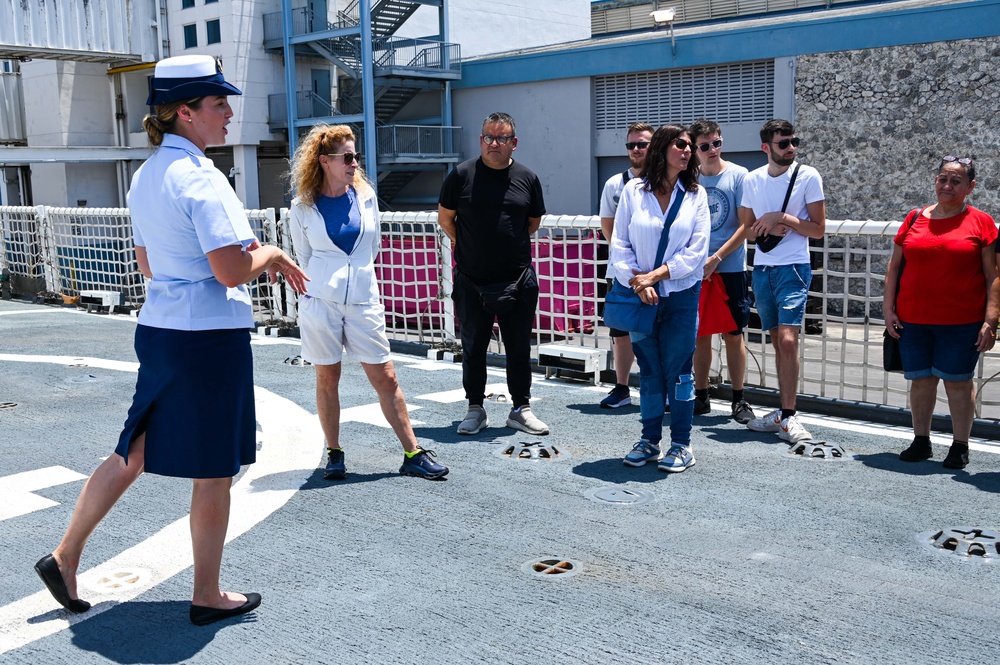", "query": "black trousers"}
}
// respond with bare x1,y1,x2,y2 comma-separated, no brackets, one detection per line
453,269,538,409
